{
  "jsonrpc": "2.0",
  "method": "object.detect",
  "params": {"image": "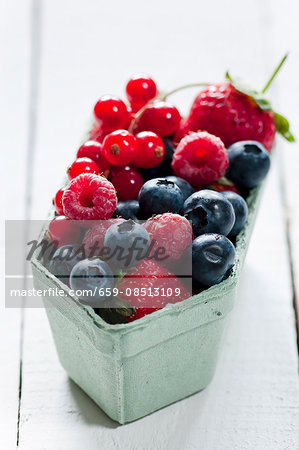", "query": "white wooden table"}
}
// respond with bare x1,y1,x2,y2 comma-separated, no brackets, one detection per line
1,0,299,448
